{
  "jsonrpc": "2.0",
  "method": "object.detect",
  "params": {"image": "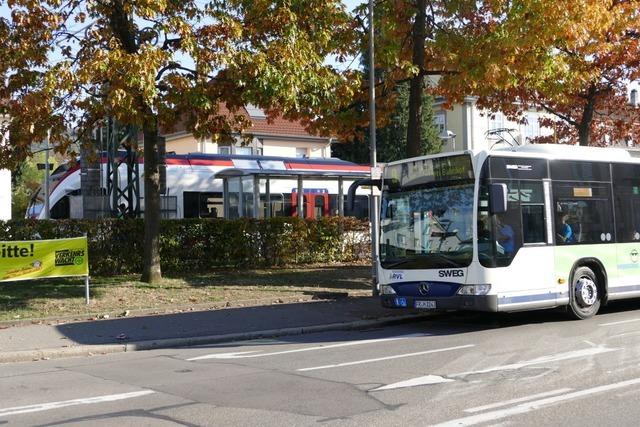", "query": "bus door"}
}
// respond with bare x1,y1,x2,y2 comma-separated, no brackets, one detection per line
480,157,557,309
